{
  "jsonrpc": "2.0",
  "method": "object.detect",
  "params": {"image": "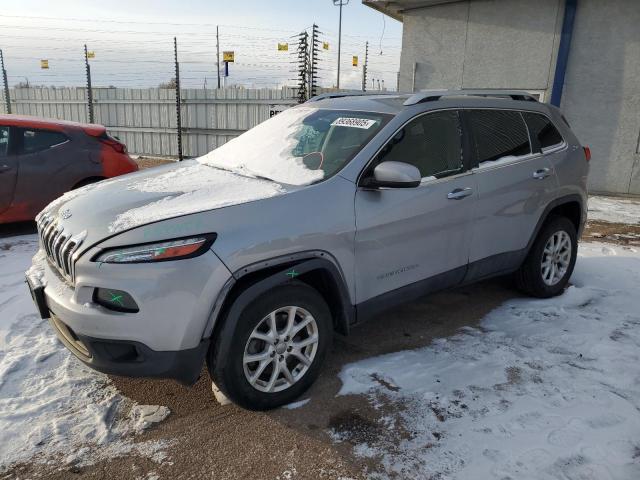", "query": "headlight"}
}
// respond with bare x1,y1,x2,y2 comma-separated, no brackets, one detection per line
94,234,216,264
